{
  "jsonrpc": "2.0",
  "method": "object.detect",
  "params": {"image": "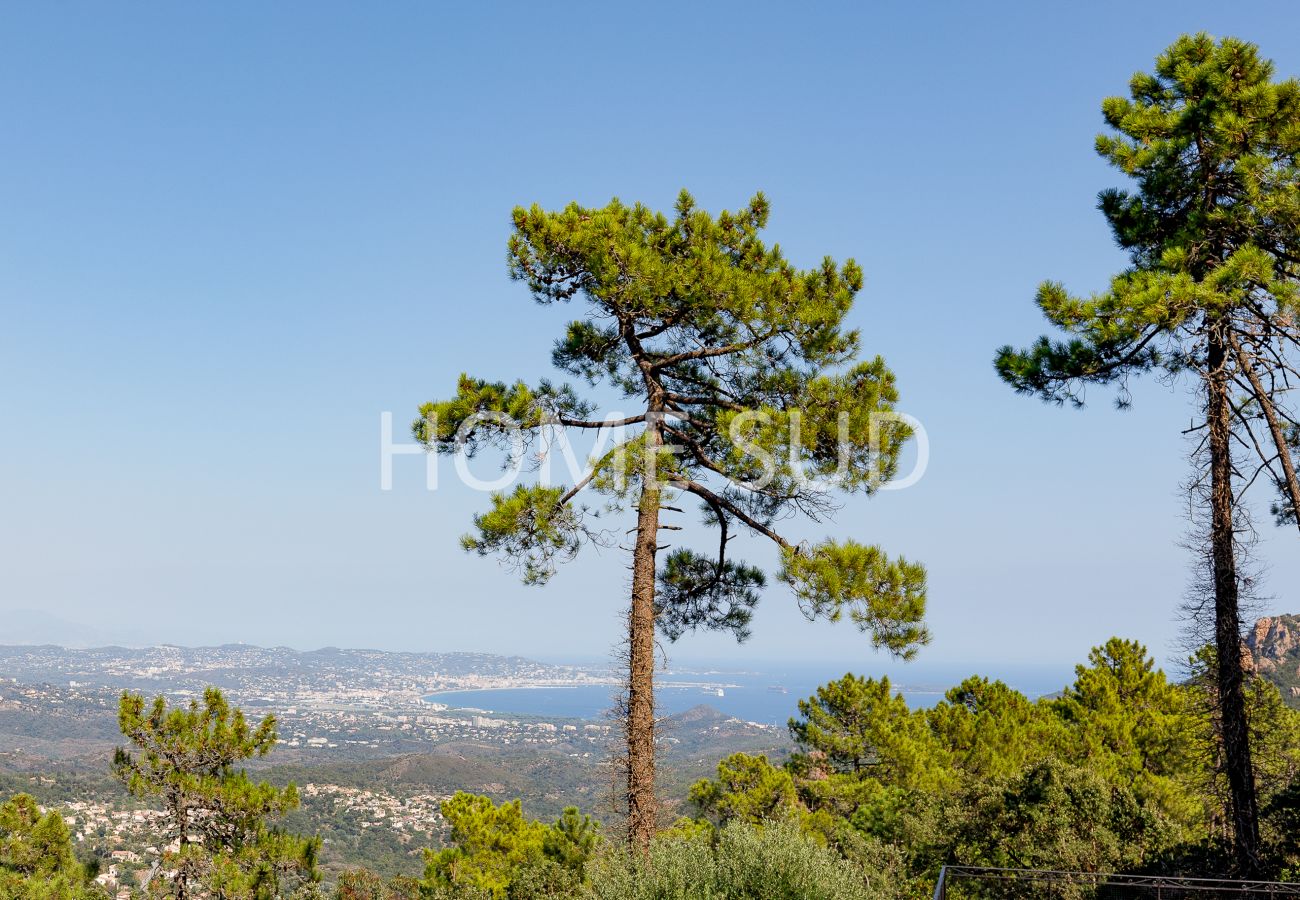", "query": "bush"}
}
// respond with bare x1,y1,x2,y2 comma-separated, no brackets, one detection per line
587,819,897,900
421,794,597,900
